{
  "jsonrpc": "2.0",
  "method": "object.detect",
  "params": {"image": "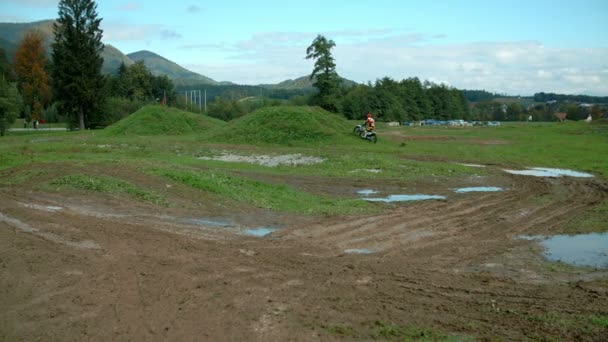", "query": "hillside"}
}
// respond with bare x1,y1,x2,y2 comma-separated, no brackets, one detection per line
0,19,134,75
103,105,225,136
0,20,219,84
263,75,358,90
209,106,352,144
127,50,221,86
